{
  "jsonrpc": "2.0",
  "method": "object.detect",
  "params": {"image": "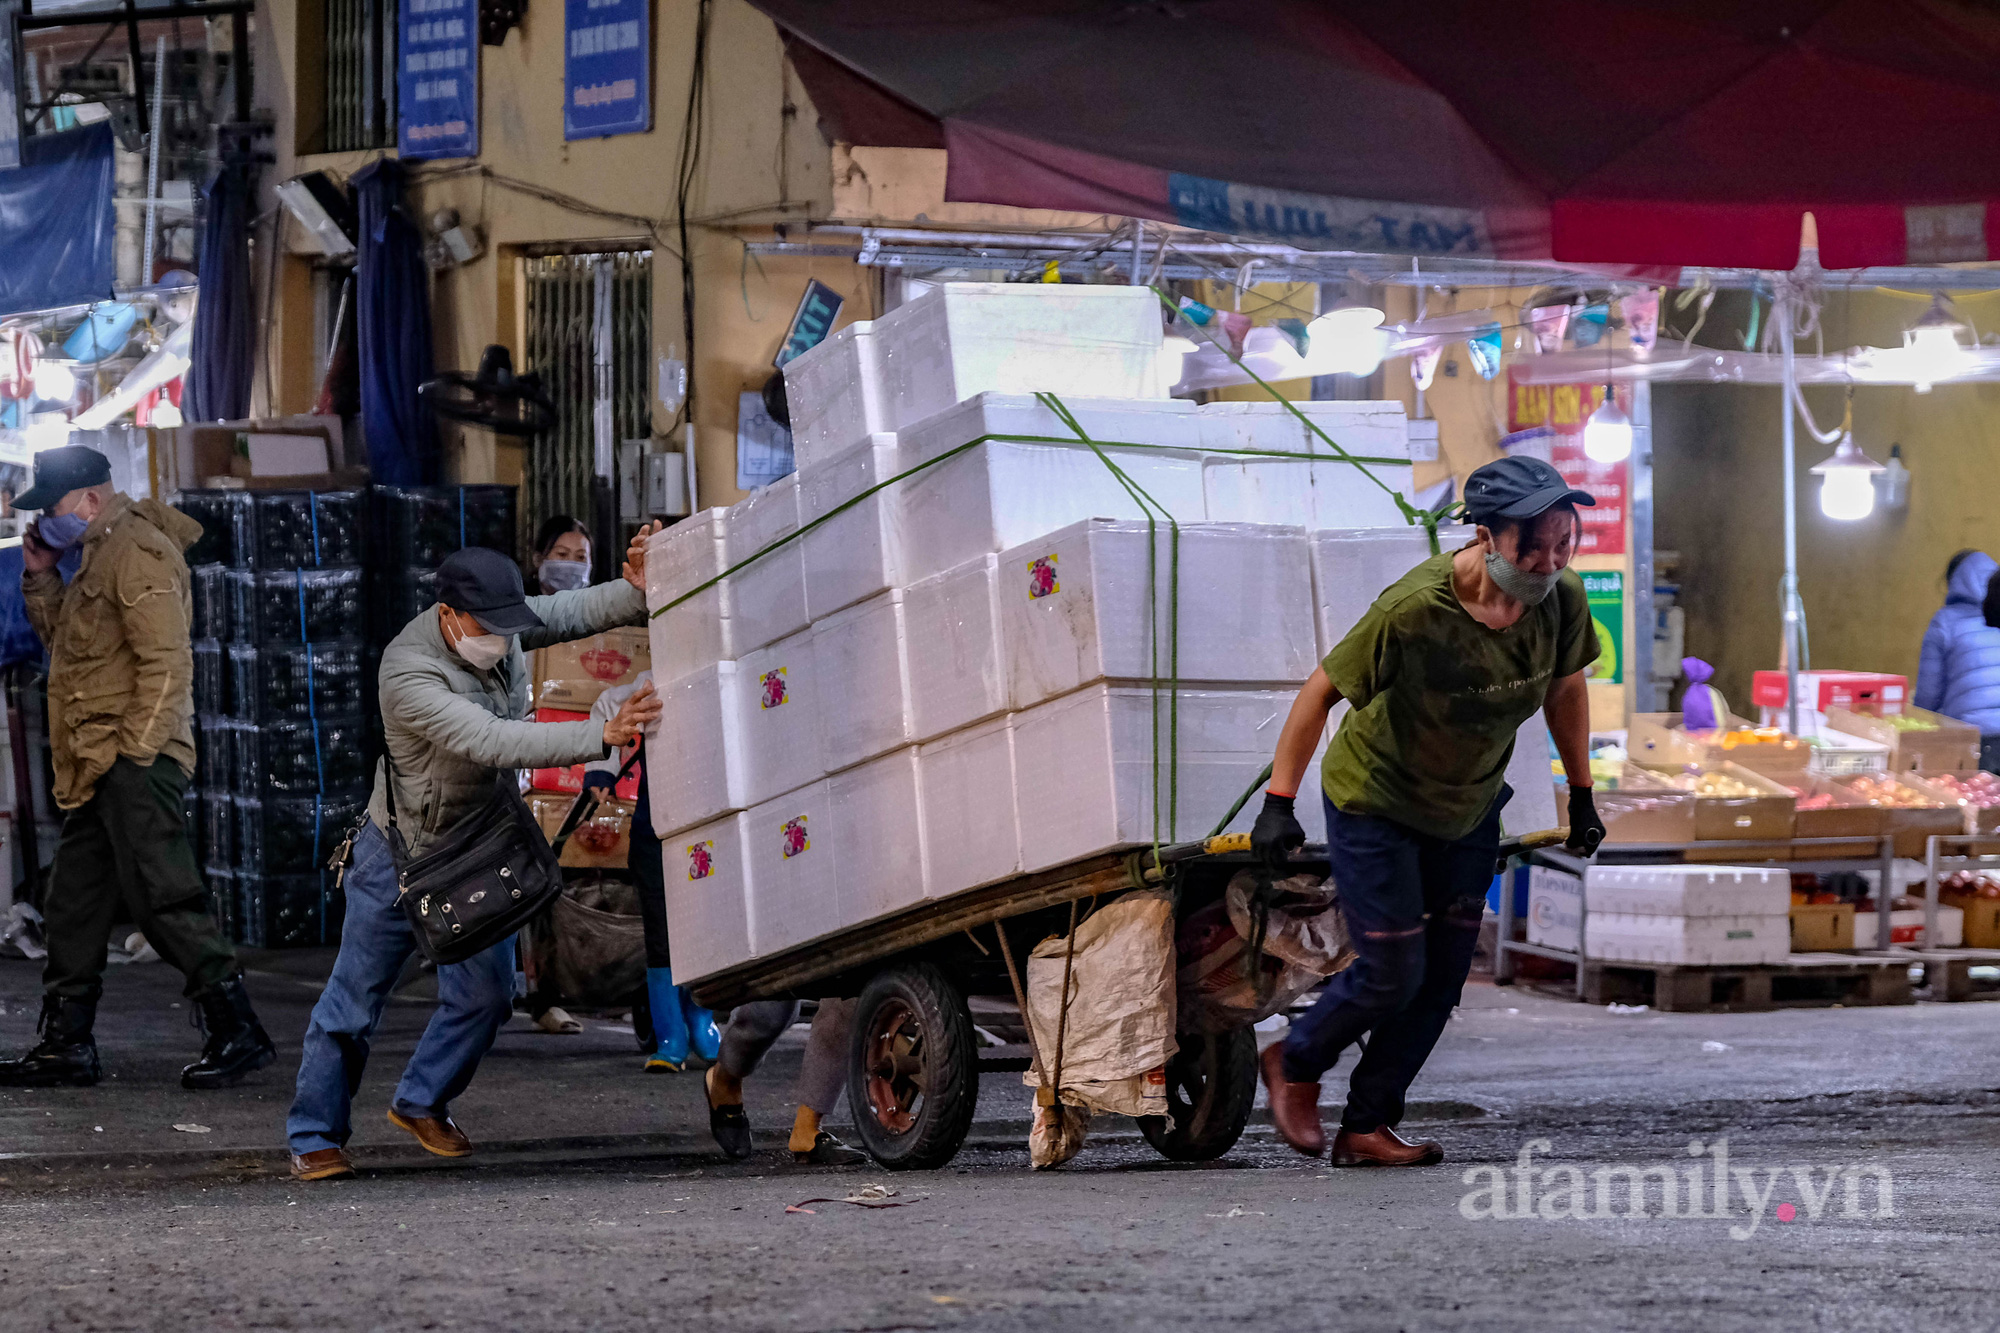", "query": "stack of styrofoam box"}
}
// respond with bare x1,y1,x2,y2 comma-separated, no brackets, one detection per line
1582,865,1792,966
1197,400,1416,529
1310,523,1476,657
